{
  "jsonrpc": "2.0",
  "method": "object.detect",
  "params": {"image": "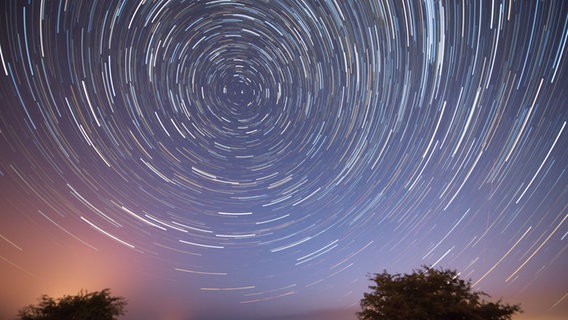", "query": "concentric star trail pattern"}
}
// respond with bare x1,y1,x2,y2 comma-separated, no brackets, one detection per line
1,1,567,319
